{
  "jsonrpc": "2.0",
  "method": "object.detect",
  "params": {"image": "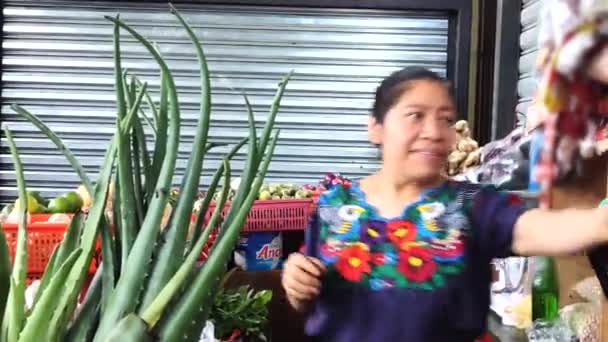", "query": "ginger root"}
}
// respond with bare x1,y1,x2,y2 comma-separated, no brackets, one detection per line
446,120,482,176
